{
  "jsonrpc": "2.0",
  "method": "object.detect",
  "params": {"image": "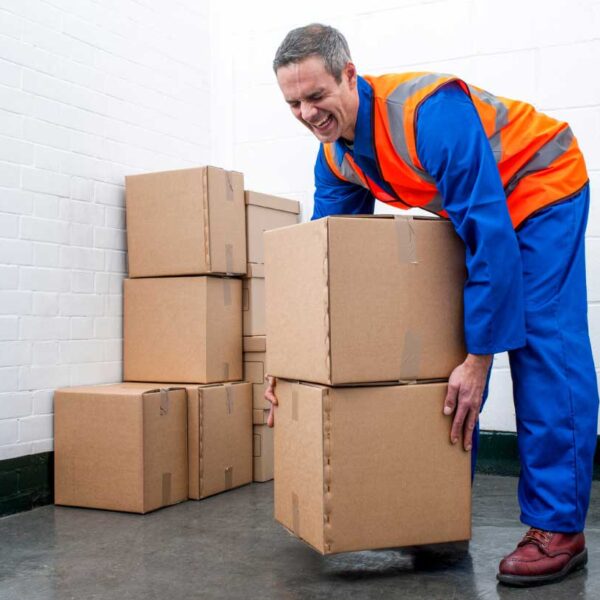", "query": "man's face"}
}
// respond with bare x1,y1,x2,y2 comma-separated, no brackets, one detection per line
276,56,359,143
